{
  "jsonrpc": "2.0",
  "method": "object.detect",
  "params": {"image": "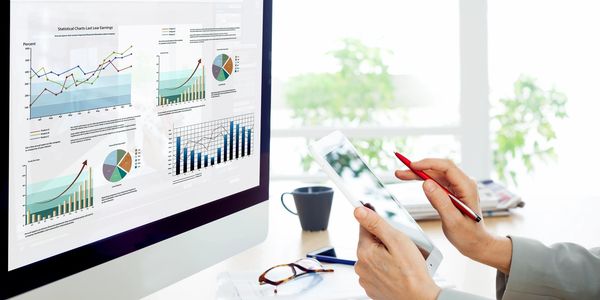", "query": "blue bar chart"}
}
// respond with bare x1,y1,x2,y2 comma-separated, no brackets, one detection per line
173,113,254,176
